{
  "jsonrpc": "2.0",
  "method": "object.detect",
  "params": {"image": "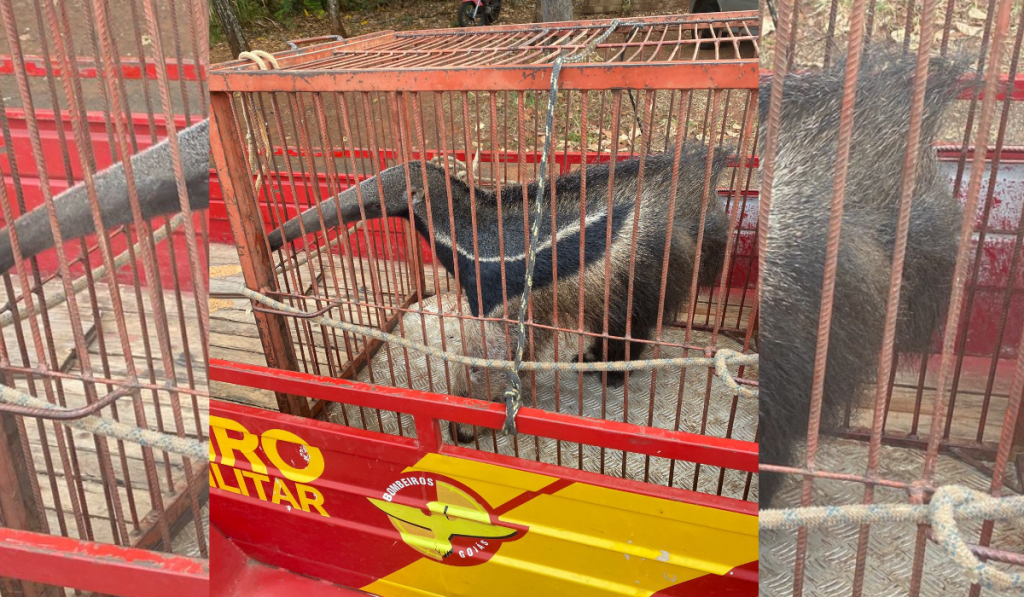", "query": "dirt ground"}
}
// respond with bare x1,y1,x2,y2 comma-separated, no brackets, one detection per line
759,0,1024,144
209,0,671,64
0,0,203,114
